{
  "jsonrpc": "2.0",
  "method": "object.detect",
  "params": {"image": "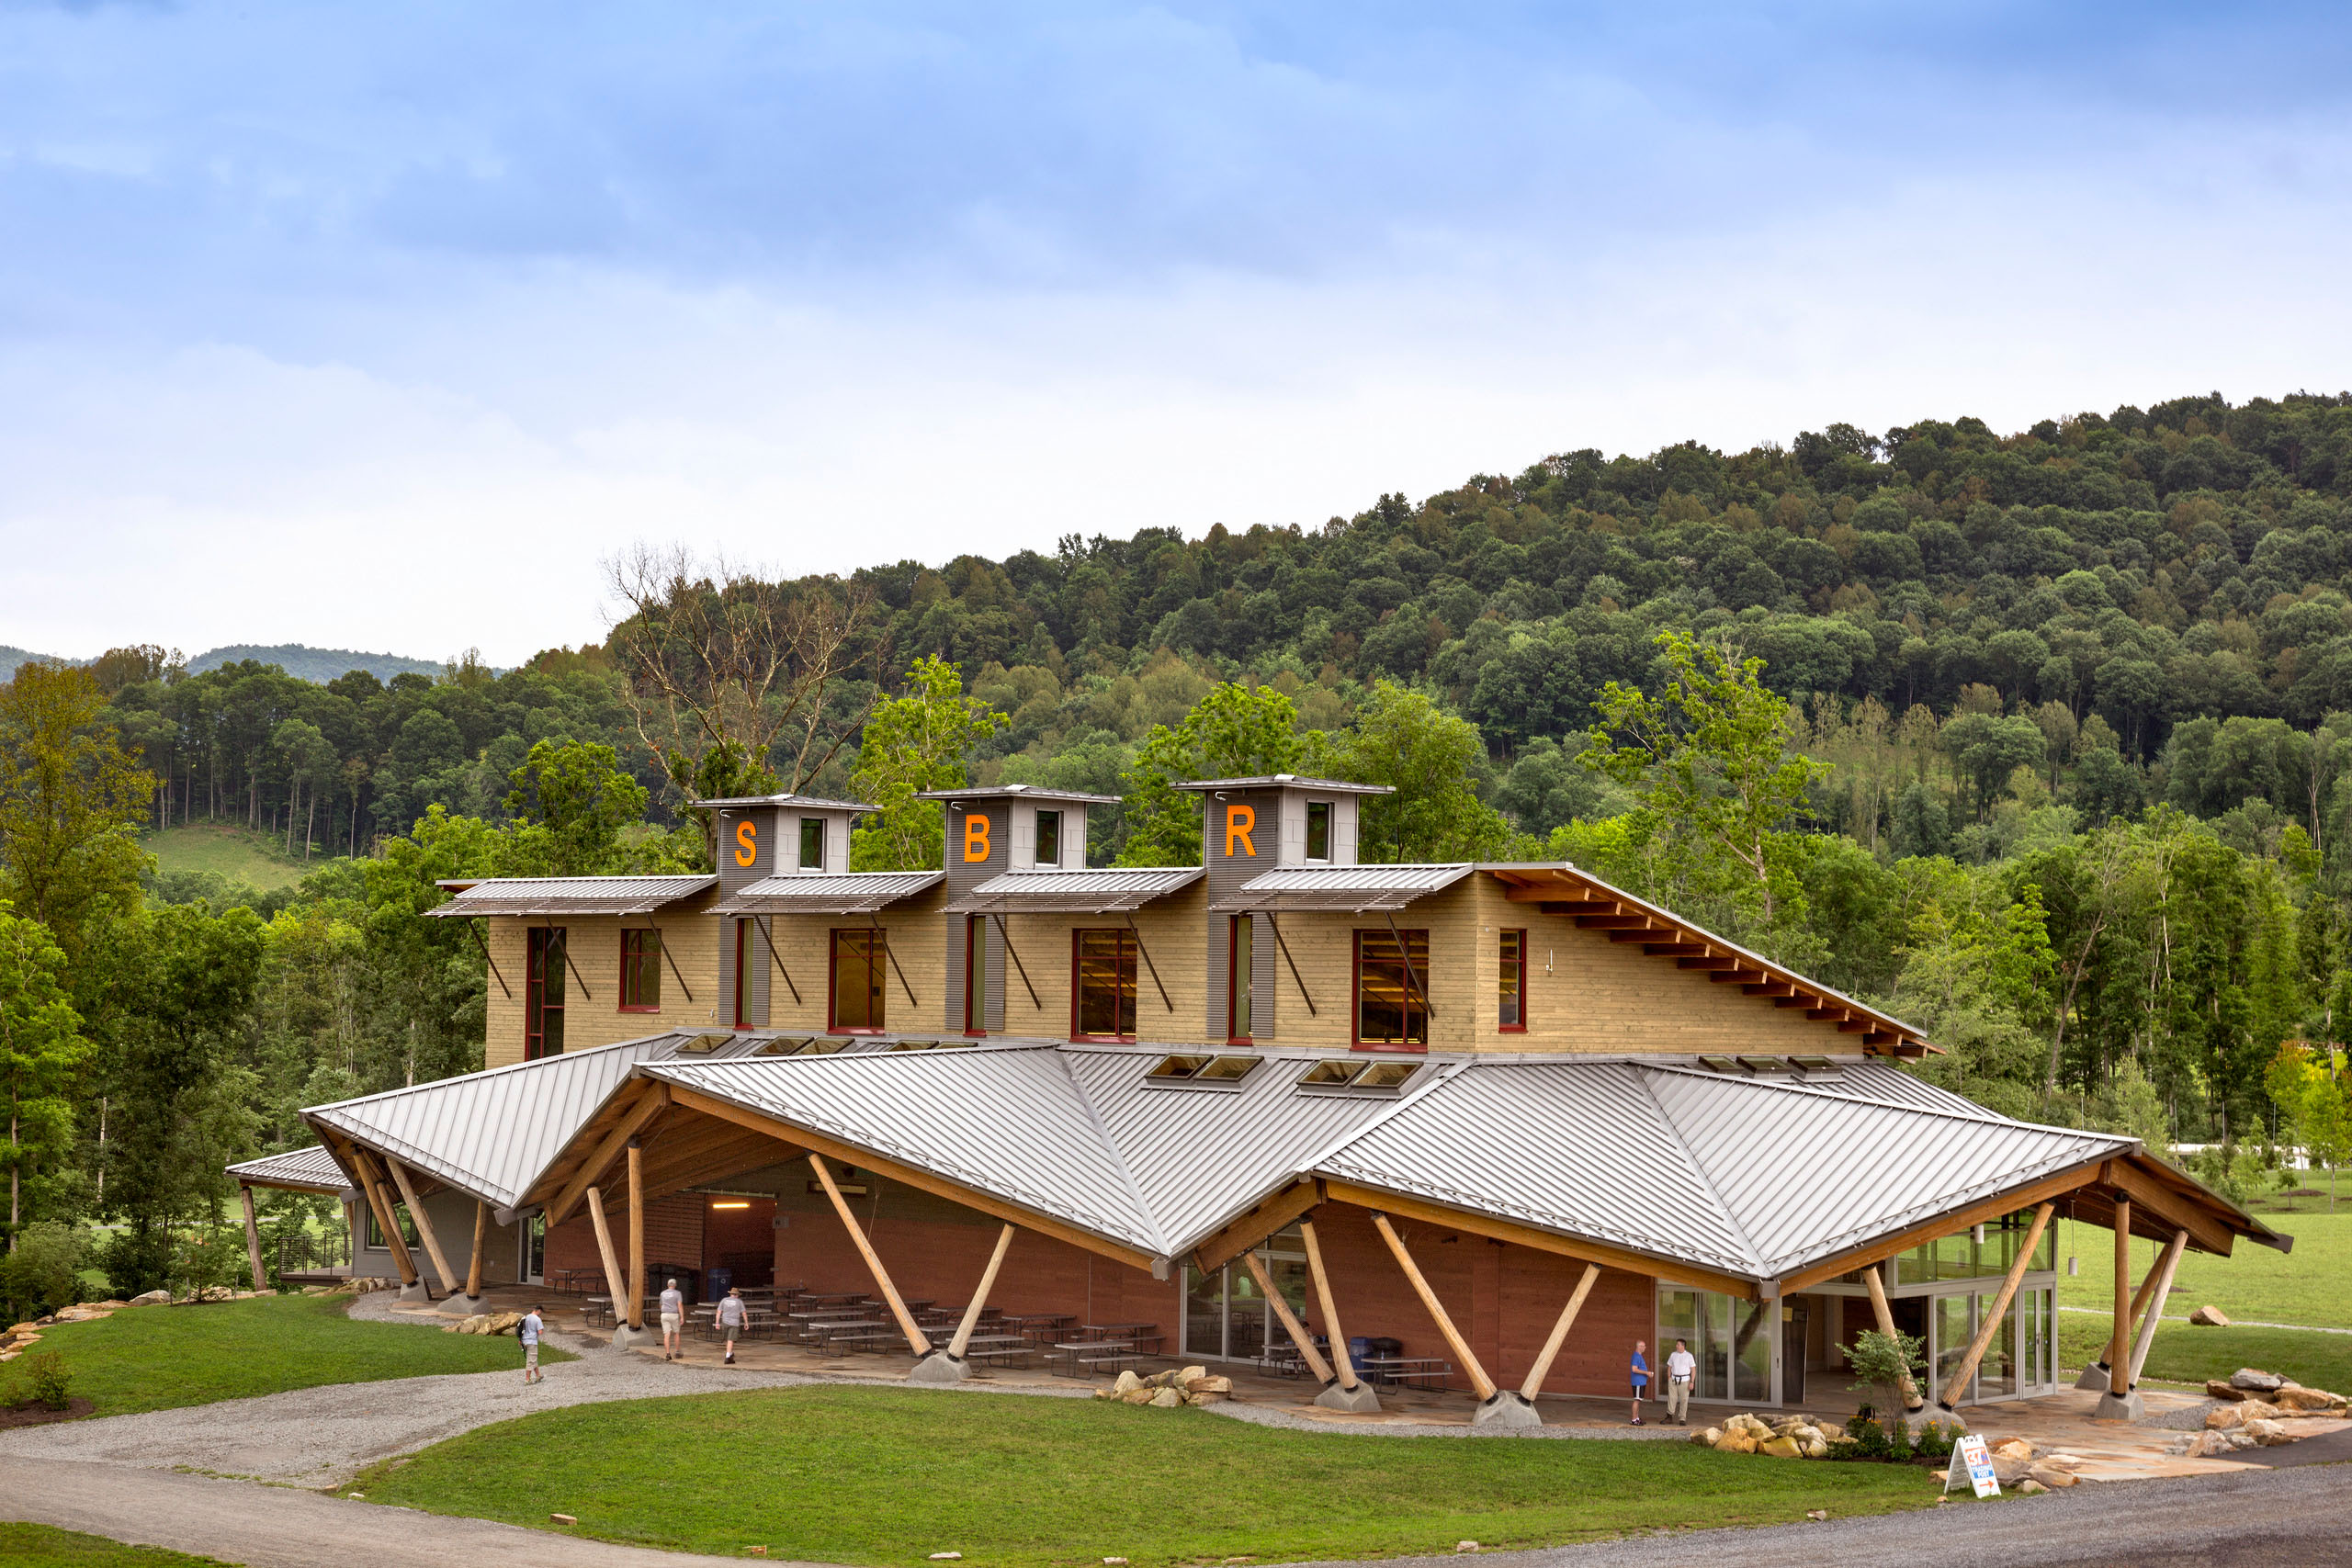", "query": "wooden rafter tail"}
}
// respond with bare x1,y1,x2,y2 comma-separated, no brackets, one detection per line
753,914,802,1006
1268,912,1317,1016
1126,913,1172,1011
991,912,1041,1010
